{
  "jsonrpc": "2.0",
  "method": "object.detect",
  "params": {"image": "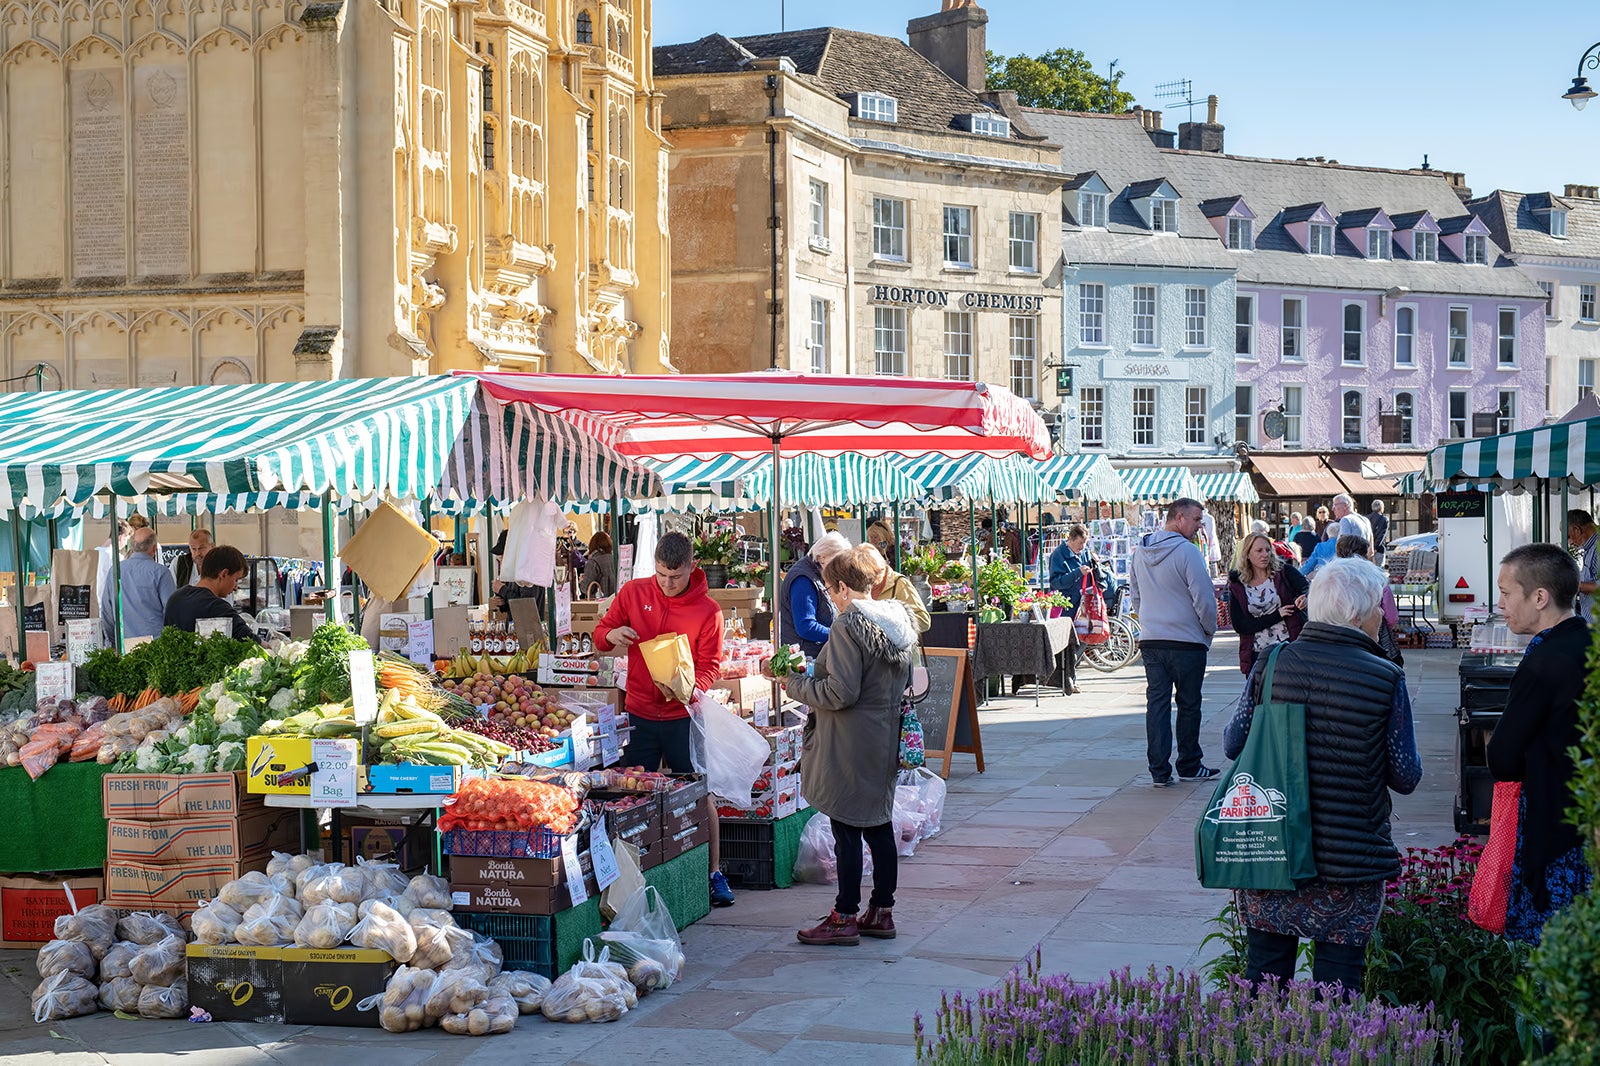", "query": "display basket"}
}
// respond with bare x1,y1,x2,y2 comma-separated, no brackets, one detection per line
441,826,569,859
454,911,556,978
